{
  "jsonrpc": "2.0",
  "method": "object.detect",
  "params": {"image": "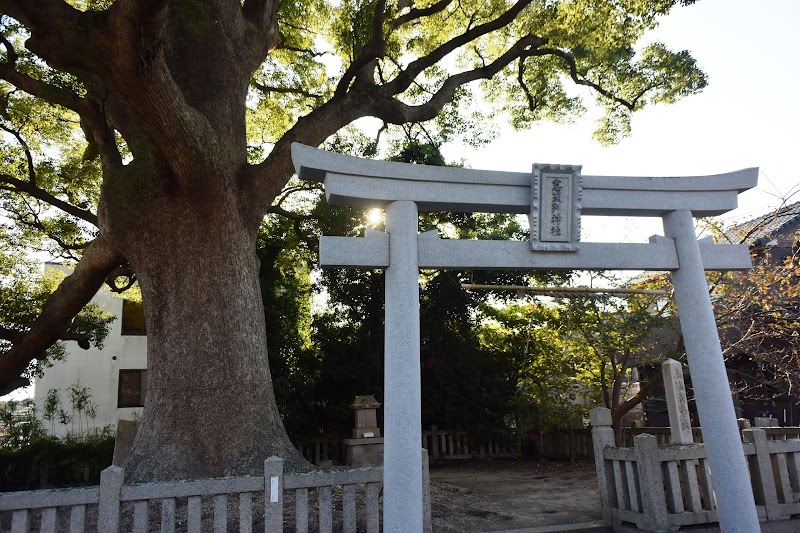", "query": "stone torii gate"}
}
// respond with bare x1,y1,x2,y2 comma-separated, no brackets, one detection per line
292,143,761,533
